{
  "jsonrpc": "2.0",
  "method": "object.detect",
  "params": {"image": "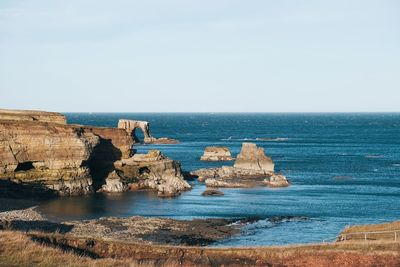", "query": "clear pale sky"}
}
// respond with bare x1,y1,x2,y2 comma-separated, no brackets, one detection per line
0,1,399,112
